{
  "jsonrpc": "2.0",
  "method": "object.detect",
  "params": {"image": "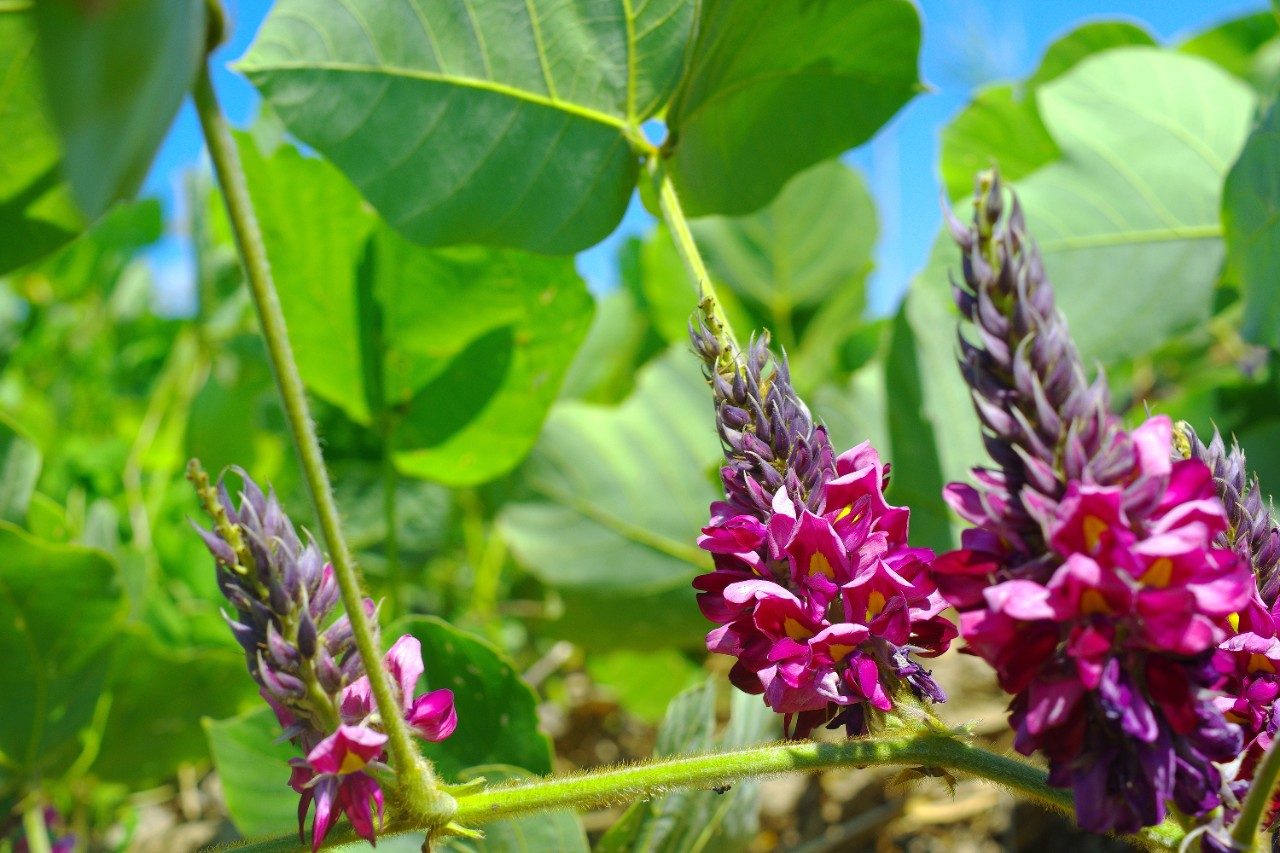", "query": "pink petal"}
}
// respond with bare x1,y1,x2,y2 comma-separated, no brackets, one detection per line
384,634,425,711
407,689,458,741
310,777,338,852
307,724,388,775
340,773,384,844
